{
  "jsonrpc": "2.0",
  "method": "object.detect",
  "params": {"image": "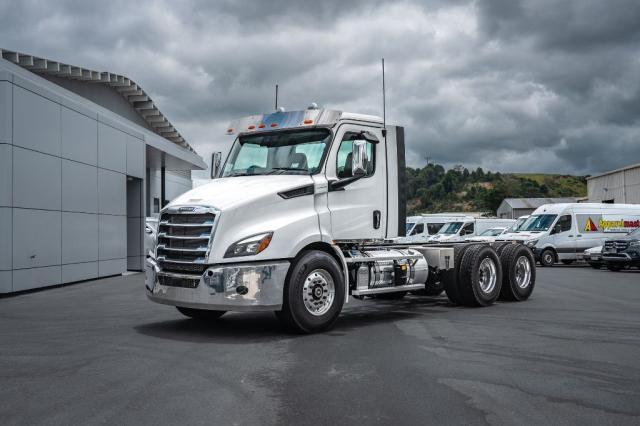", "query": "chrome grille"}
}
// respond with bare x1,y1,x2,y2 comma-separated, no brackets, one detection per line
604,240,629,251
156,207,216,275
